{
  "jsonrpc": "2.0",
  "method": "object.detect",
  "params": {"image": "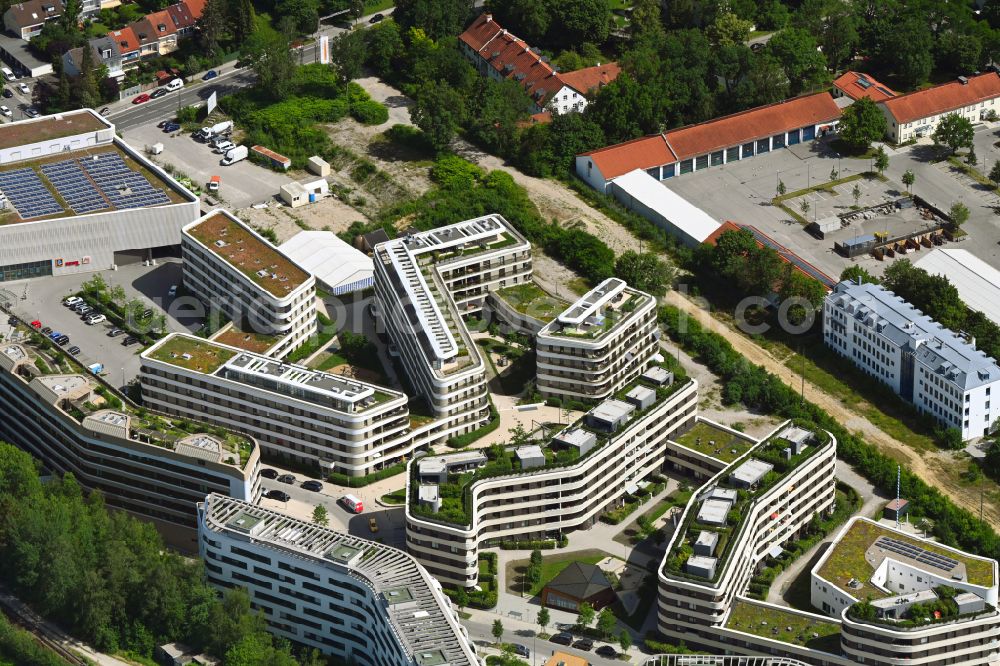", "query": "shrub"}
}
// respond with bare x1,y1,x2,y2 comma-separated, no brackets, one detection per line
351,99,389,125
